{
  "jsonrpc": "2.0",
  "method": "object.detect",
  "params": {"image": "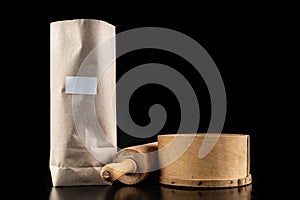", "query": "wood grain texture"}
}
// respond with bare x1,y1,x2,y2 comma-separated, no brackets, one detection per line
158,134,251,188
100,142,158,185
101,159,137,182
